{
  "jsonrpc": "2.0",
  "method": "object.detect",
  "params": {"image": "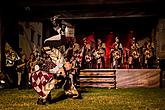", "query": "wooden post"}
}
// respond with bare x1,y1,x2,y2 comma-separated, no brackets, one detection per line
0,15,5,74
0,15,1,73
